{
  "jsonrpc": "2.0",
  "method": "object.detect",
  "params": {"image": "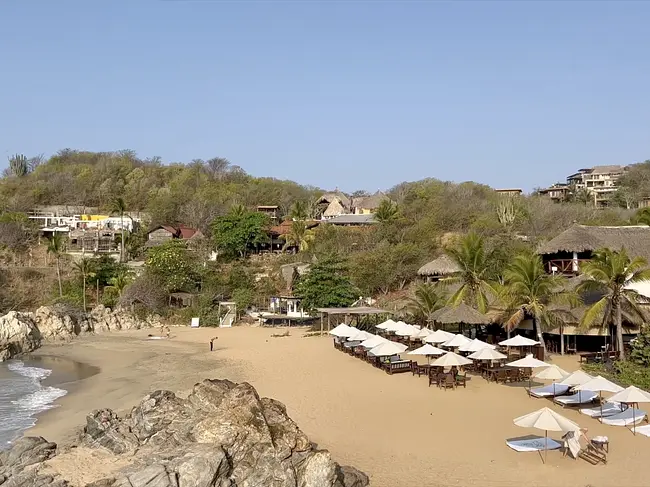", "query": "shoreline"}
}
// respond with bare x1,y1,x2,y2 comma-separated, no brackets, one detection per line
21,326,650,487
